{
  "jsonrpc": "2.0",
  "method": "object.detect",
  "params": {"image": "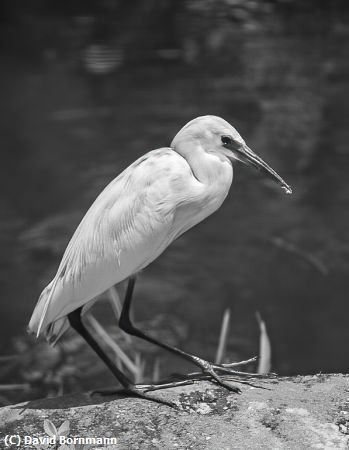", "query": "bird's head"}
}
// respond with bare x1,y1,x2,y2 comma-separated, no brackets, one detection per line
171,115,292,194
